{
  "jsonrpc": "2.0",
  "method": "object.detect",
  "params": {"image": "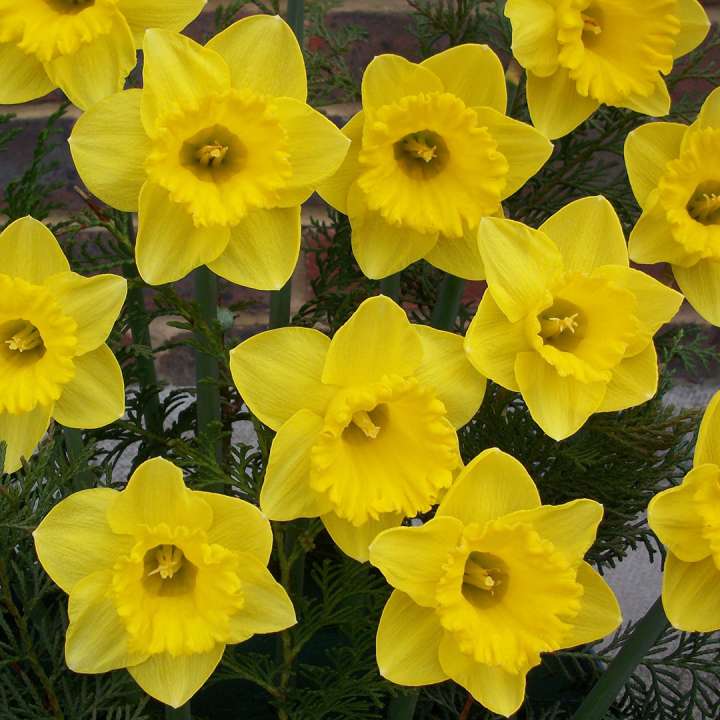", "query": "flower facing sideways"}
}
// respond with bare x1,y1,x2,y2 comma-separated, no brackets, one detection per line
465,197,683,440
70,15,349,287
33,457,295,707
626,88,720,326
648,390,720,632
369,448,621,717
0,0,204,109
505,0,710,139
0,216,126,473
230,295,487,562
318,45,553,281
